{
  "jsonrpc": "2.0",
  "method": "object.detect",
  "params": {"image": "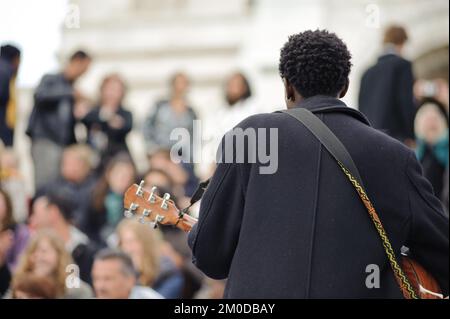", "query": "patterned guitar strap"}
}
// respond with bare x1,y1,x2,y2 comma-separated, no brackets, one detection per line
280,108,418,299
